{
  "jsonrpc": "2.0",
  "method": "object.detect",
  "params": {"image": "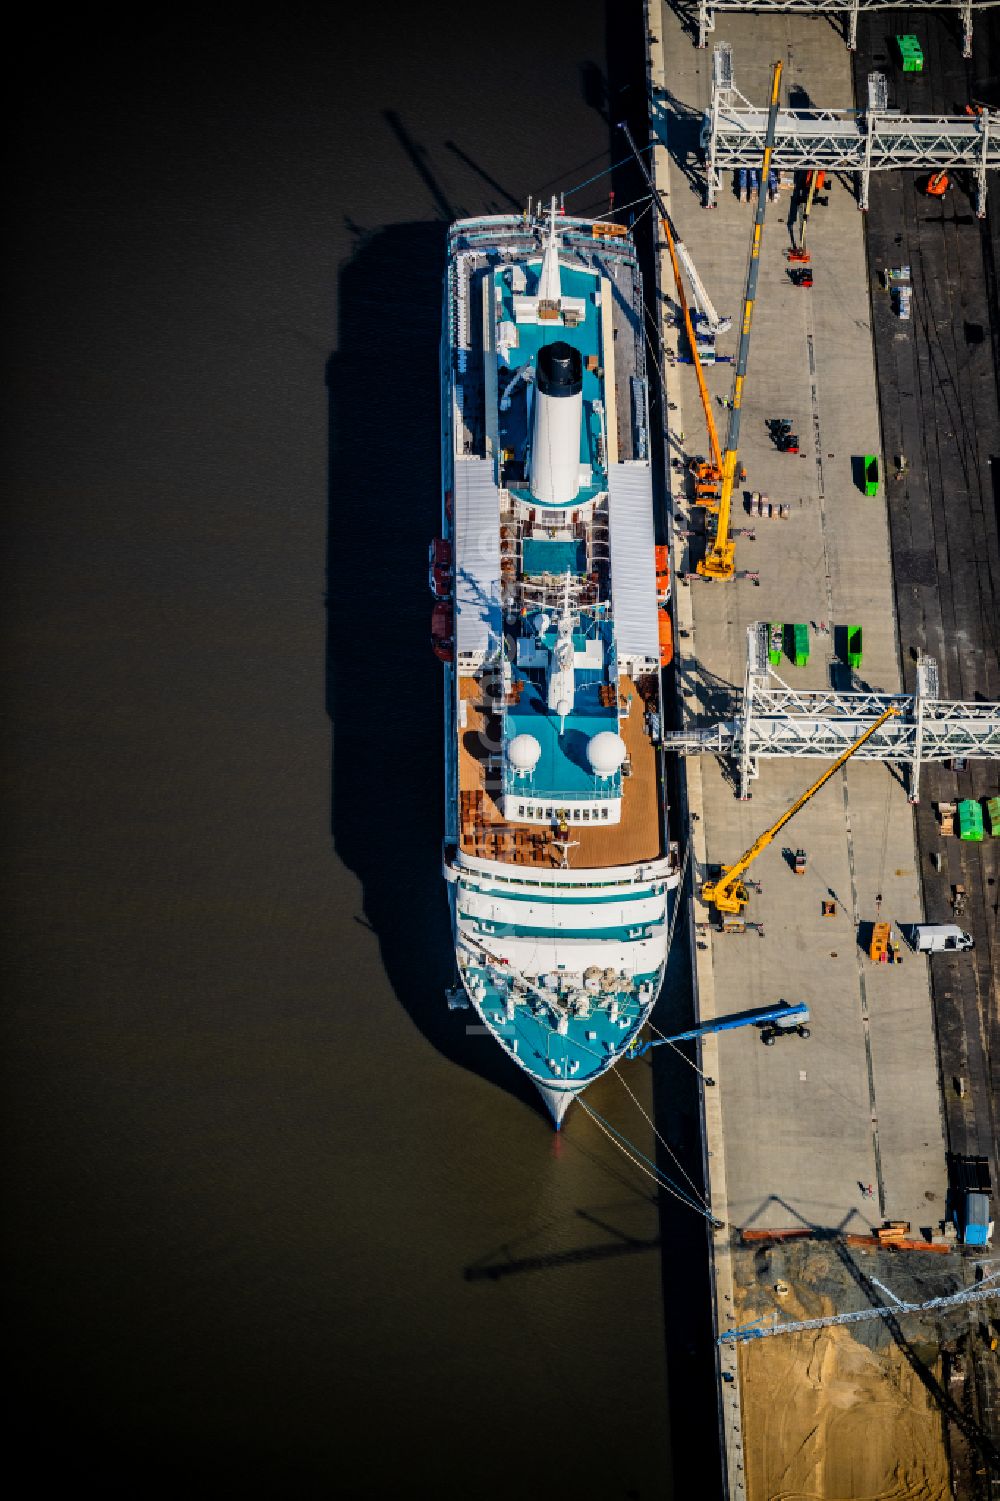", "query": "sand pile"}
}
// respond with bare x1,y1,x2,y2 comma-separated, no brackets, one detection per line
738,1308,950,1500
